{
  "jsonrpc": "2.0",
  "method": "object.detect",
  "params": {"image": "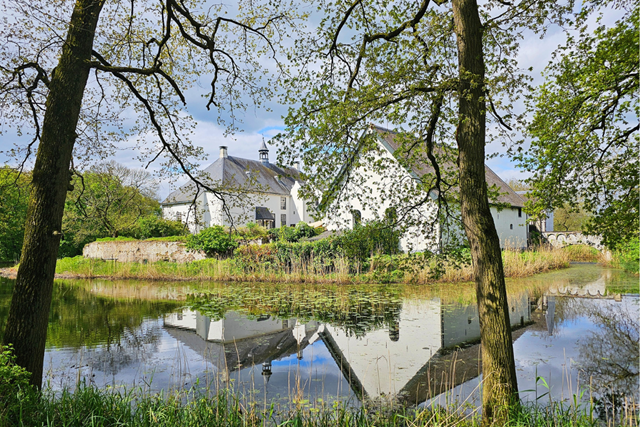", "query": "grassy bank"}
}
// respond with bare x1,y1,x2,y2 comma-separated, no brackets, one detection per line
42,247,572,284
1,384,625,427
